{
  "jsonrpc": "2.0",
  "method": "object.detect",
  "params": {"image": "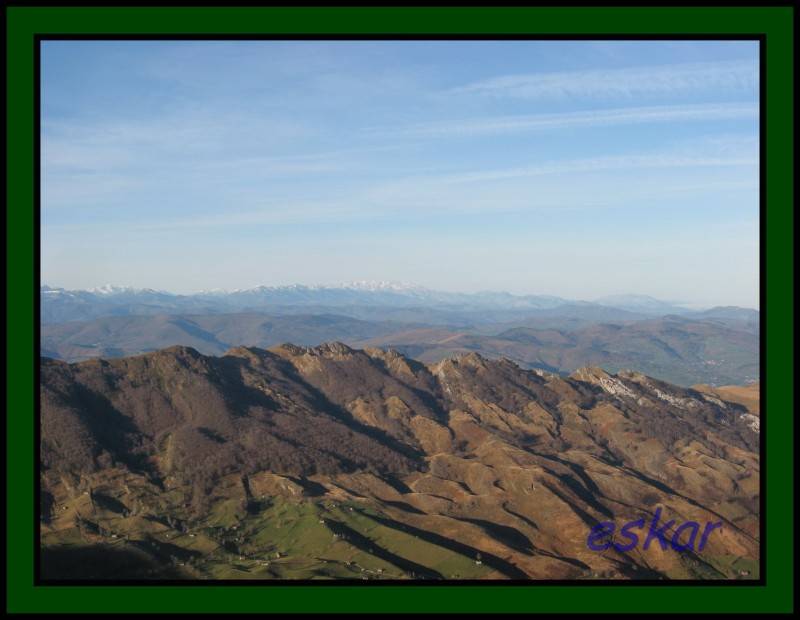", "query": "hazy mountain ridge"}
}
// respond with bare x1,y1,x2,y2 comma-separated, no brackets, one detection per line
41,344,759,581
42,283,754,325
362,315,759,387
41,283,572,324
42,309,759,386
